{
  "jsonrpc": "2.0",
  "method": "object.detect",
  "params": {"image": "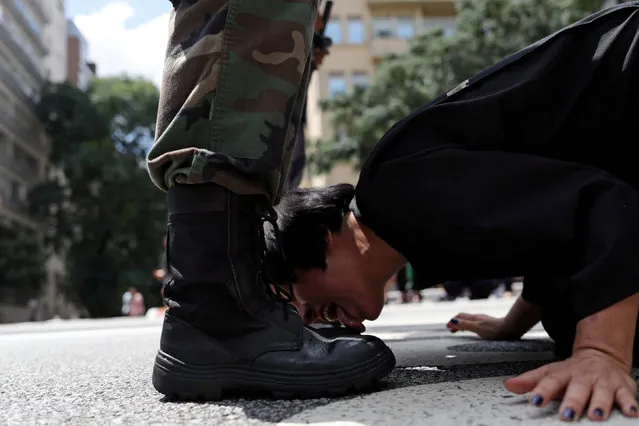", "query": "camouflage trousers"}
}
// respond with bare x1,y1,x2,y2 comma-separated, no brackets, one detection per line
147,0,318,203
